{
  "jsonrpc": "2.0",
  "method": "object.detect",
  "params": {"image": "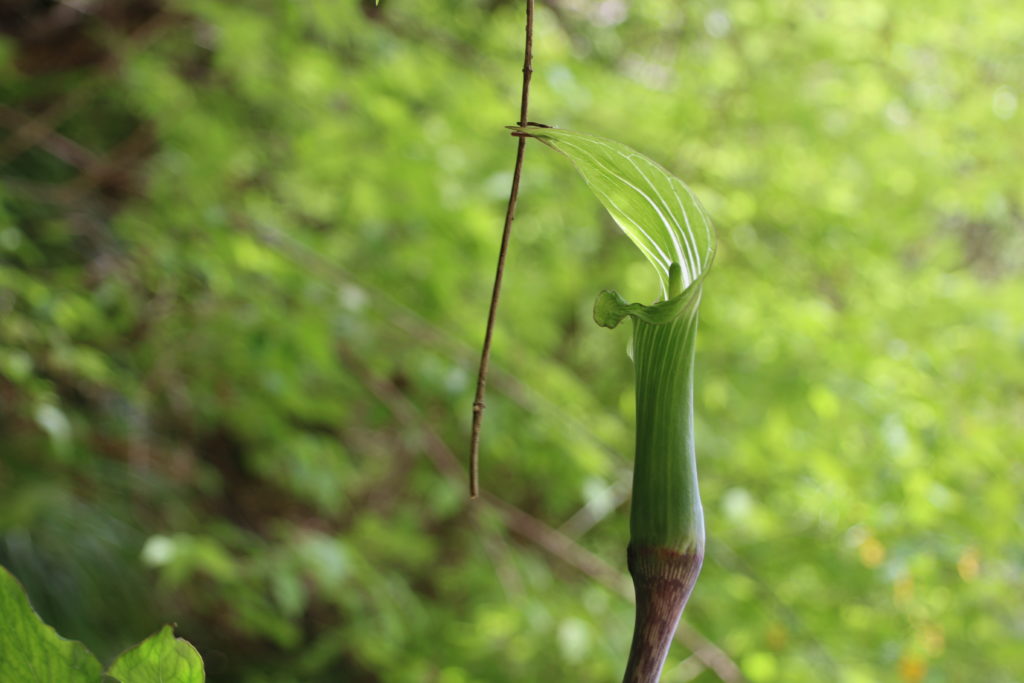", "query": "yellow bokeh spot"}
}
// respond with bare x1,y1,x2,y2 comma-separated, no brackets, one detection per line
892,575,914,606
899,655,927,682
765,622,789,650
858,536,886,568
957,547,980,582
921,624,946,657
